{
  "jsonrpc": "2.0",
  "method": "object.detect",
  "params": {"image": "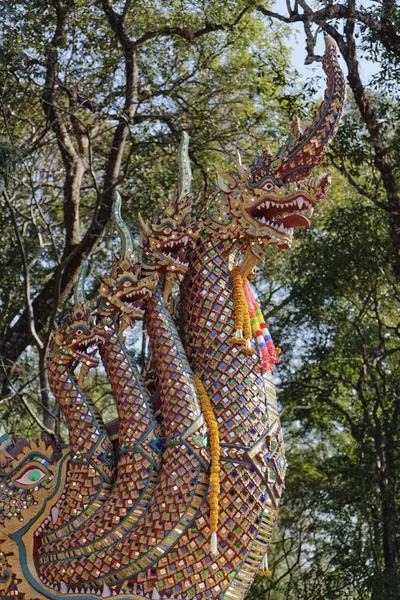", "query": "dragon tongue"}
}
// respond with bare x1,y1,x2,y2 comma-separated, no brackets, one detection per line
275,214,310,228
